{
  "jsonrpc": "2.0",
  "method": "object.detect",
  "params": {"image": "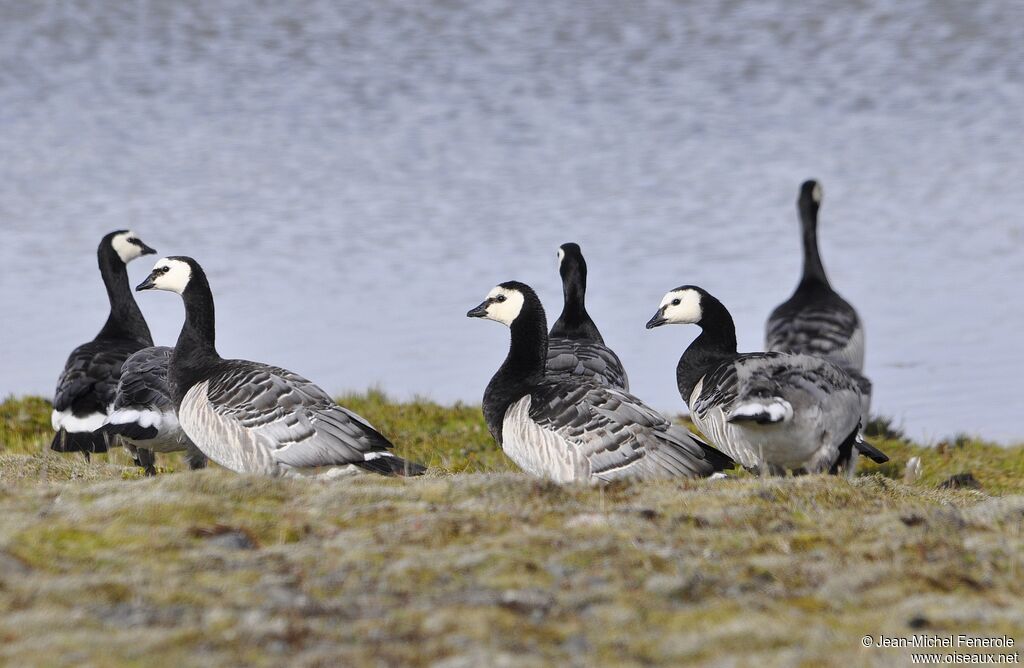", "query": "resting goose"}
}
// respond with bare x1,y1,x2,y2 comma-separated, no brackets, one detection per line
100,346,208,475
468,281,732,483
135,256,426,478
546,242,629,390
647,285,887,476
765,180,871,425
51,230,156,455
